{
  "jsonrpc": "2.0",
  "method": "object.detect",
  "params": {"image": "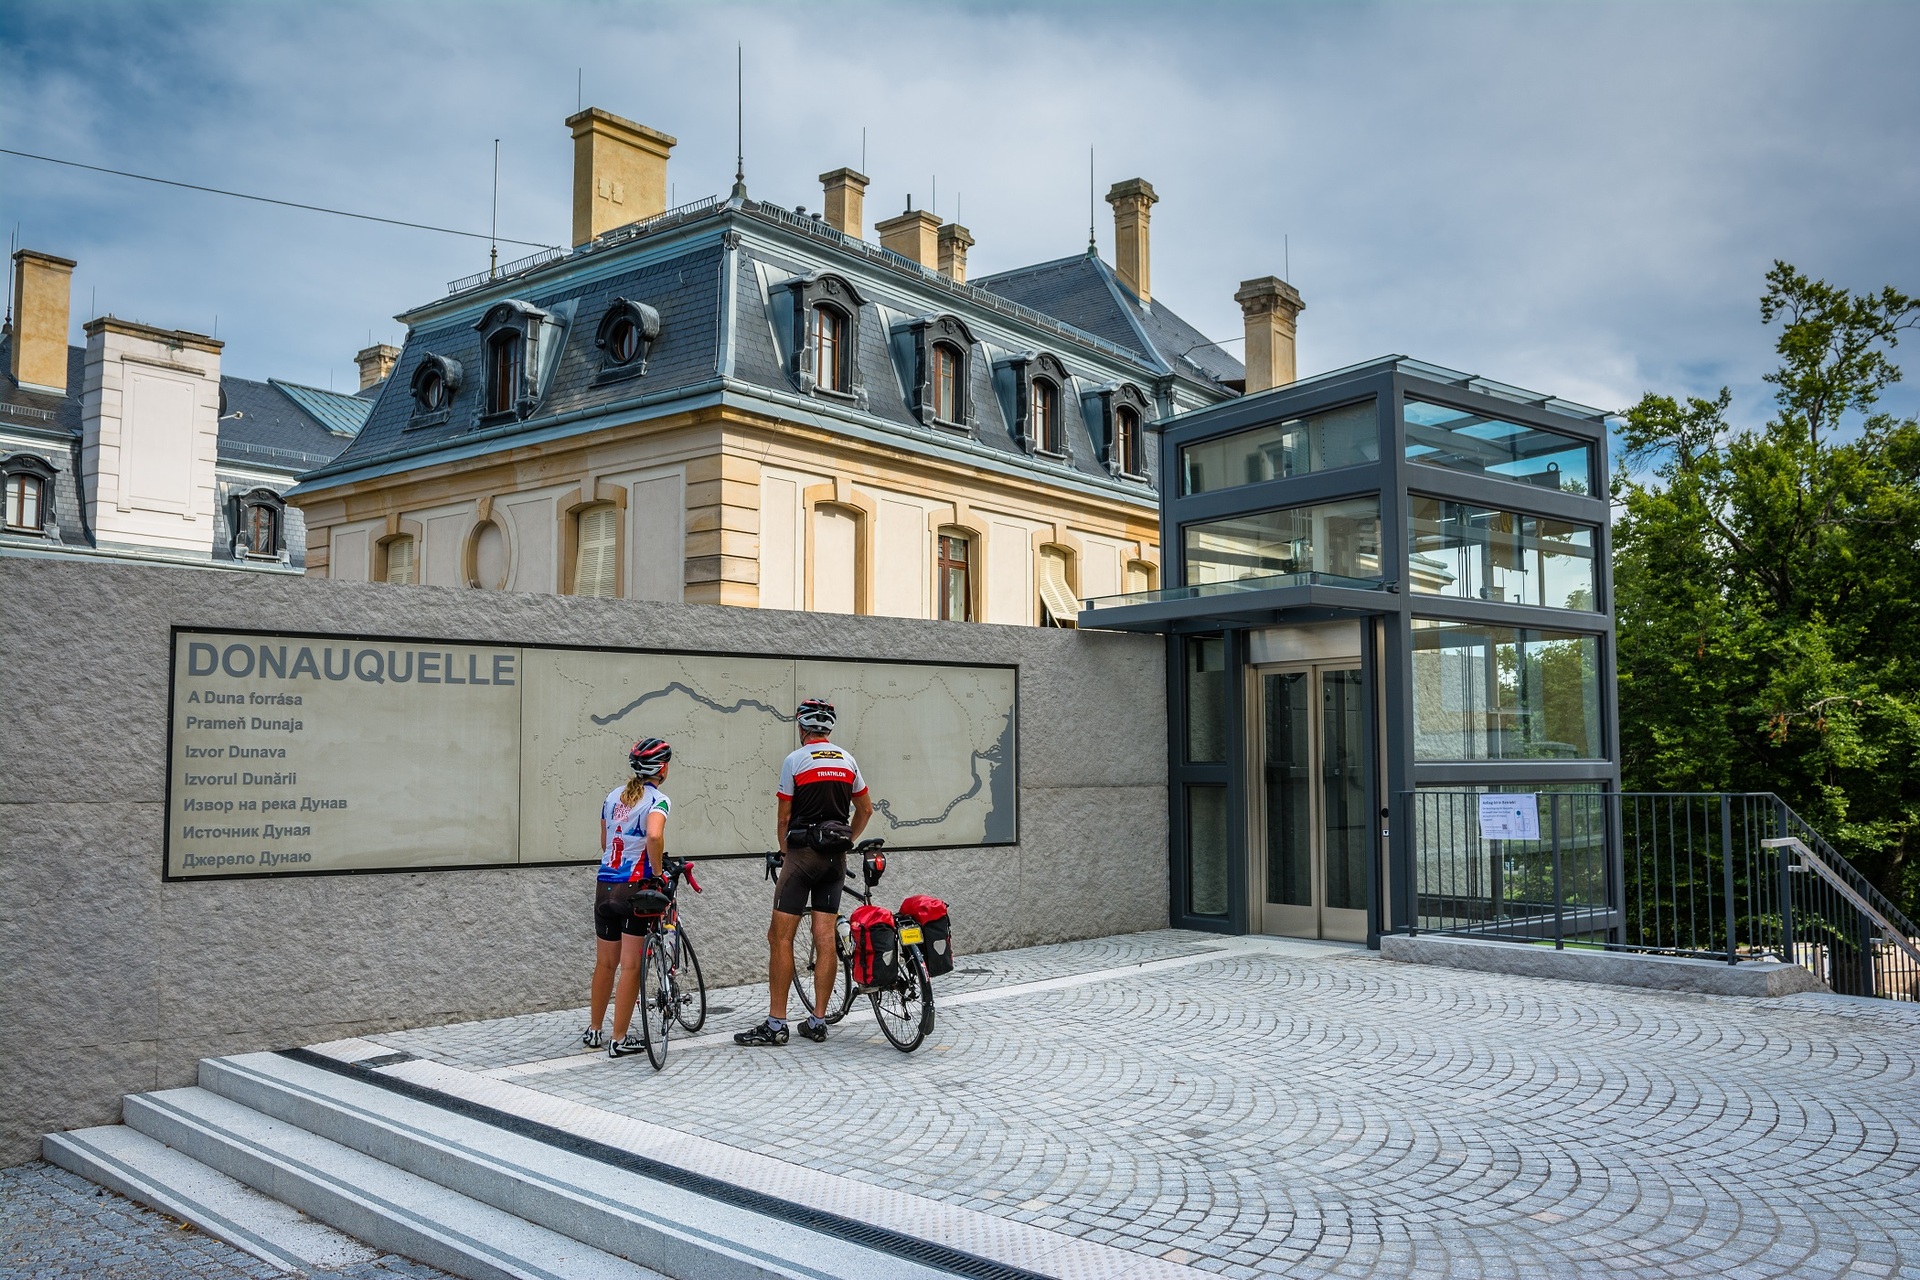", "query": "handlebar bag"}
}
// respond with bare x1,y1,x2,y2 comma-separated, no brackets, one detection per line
847,904,900,990
627,877,672,930
897,894,953,977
